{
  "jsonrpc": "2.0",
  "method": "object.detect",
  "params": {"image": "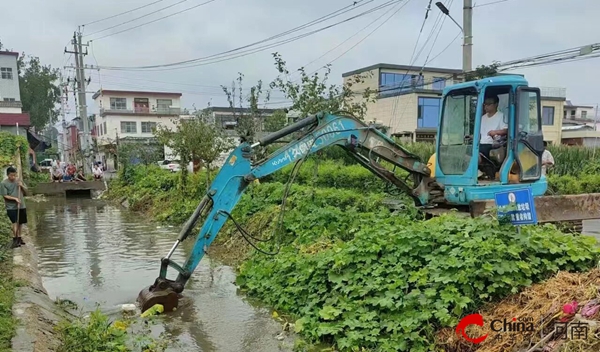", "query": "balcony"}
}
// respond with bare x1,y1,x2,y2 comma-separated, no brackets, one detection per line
539,87,566,99
0,101,22,108
100,107,181,116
